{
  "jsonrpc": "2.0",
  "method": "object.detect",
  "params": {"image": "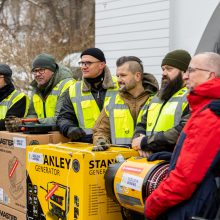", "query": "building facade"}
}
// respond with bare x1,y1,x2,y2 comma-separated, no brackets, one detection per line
95,0,220,81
